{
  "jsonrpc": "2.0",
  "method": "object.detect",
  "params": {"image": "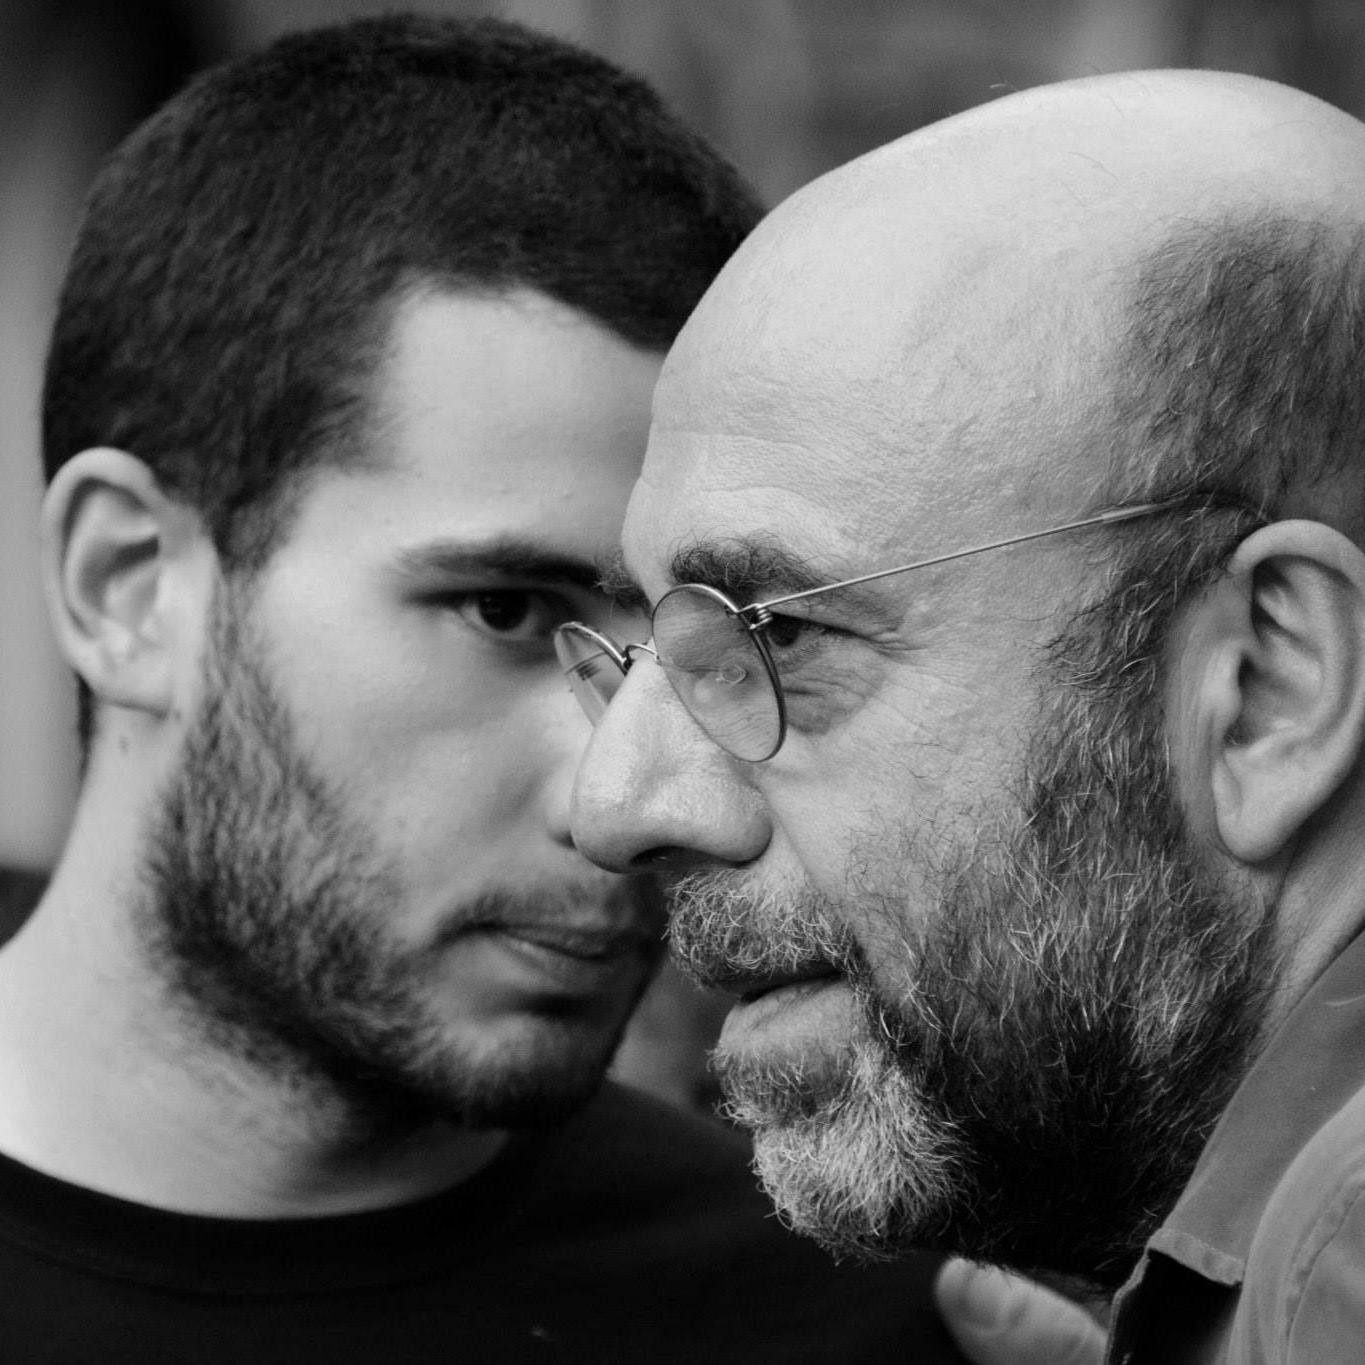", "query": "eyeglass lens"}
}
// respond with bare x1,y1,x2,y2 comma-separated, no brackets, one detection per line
651,586,782,761
555,590,784,761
